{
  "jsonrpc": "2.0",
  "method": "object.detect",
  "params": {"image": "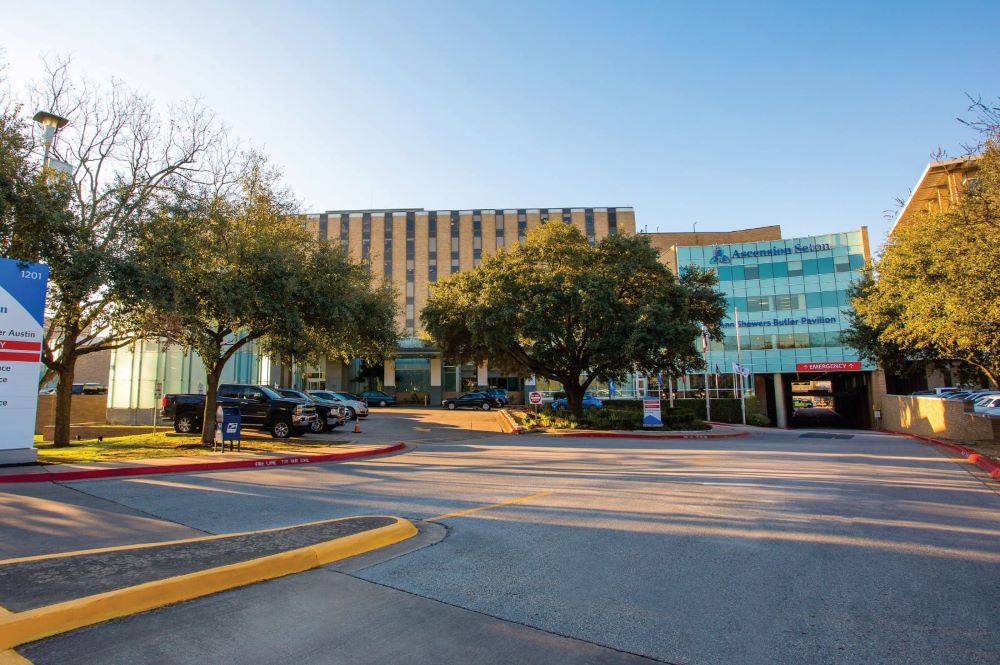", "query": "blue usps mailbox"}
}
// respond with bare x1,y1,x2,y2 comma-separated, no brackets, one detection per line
215,405,242,452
